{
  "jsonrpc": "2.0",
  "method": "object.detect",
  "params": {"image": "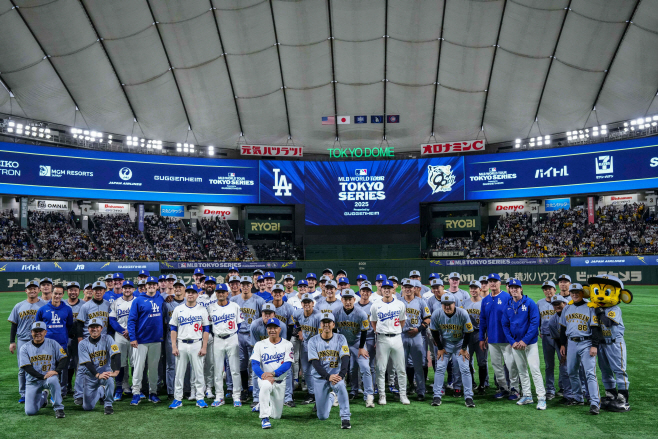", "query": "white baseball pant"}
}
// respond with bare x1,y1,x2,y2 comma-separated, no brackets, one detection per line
375,334,407,396
292,337,301,384
115,335,134,391
257,378,286,419
213,334,242,401
174,340,205,401
510,342,546,400
132,342,162,395
489,343,520,392
204,338,214,393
